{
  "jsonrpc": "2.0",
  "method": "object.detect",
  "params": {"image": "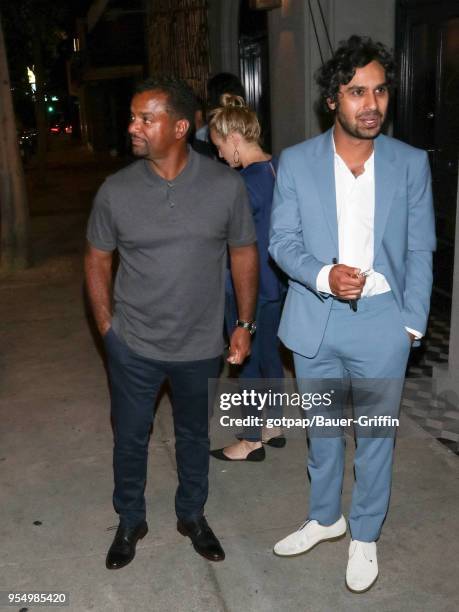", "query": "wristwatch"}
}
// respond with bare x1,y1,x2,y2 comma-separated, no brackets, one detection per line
236,319,257,335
